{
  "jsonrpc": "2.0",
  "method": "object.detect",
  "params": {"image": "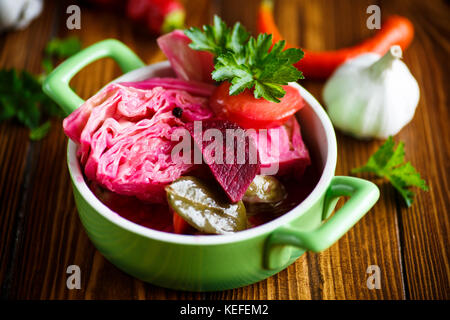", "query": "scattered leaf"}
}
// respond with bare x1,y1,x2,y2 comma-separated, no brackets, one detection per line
352,136,428,207
0,37,81,140
30,120,51,140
